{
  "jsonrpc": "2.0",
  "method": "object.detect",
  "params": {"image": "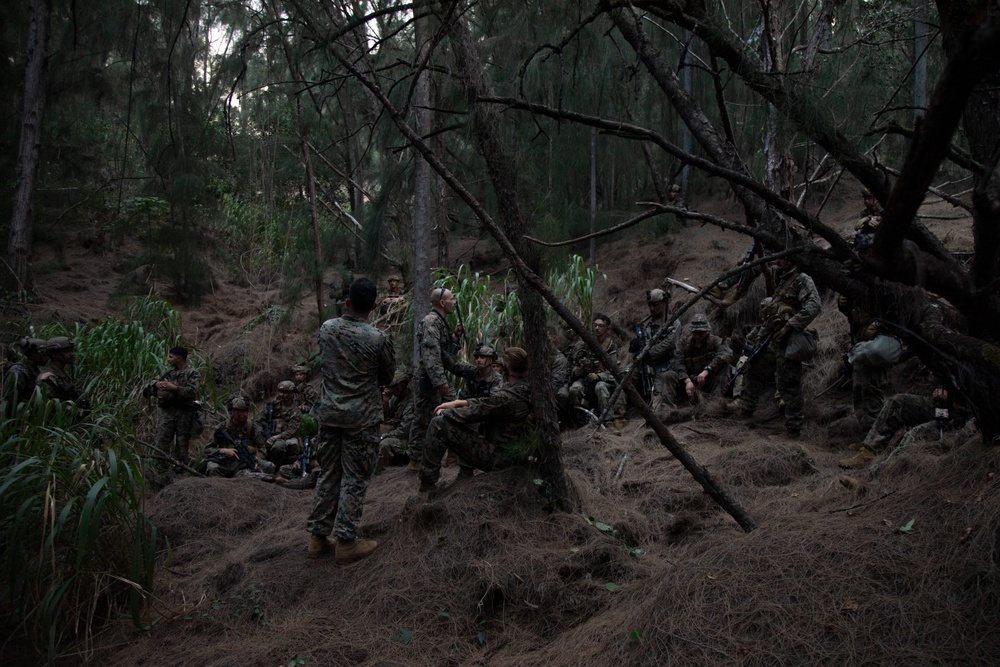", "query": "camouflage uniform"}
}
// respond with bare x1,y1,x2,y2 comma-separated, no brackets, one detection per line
2,359,41,407
632,309,679,401
379,390,414,462
551,348,572,420
569,338,626,419
411,311,460,461
202,419,265,477
307,314,394,542
662,329,733,406
258,402,302,469
152,365,201,465
38,365,82,403
453,362,504,399
734,268,821,435
418,377,533,486
862,391,968,452
294,383,319,413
